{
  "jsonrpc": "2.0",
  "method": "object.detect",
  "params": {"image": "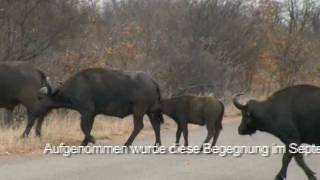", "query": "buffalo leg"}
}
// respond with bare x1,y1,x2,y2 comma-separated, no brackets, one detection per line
124,111,144,146
147,113,161,146
294,153,316,180
5,108,14,128
21,111,37,137
175,124,182,146
211,129,221,147
200,129,213,151
35,116,45,137
182,121,188,146
203,124,214,144
80,113,96,146
275,150,293,180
